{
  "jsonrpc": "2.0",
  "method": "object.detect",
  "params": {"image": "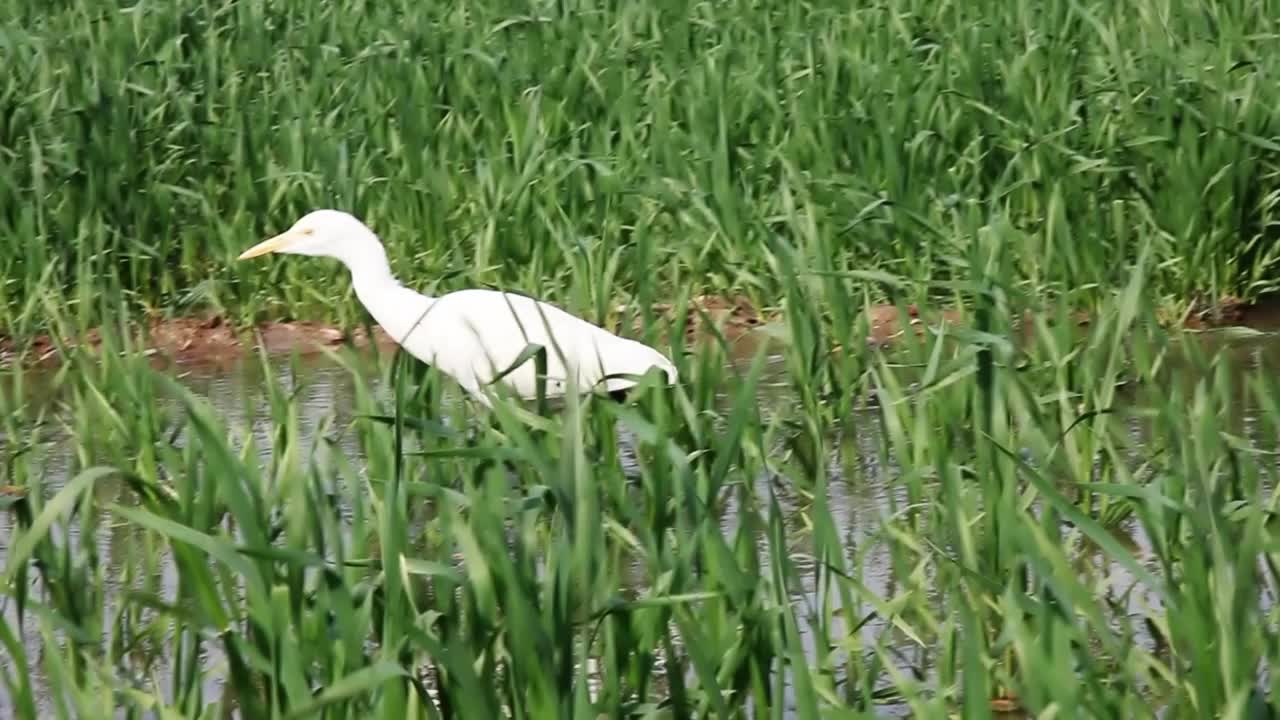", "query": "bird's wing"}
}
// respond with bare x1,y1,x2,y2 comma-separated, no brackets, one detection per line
425,290,676,398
